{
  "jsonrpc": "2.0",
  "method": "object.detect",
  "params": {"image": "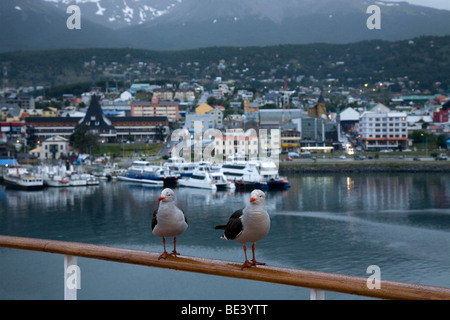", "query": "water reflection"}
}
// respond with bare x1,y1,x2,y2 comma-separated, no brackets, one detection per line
1,172,450,299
